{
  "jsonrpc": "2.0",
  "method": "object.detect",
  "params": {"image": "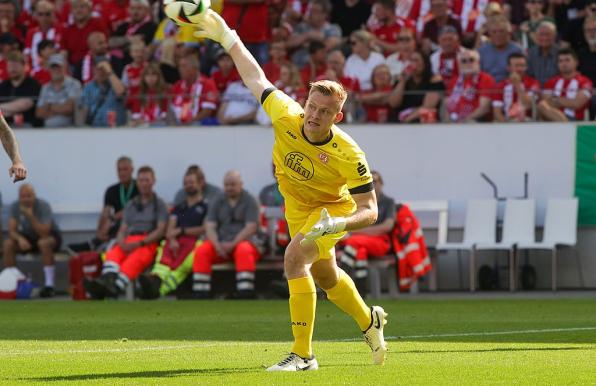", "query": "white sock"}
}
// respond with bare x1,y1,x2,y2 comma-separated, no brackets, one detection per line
43,265,55,288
